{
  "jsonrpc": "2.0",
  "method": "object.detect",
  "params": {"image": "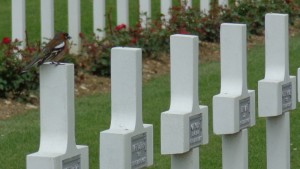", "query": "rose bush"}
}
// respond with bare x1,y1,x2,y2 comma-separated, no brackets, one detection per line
0,38,39,100
79,0,299,76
